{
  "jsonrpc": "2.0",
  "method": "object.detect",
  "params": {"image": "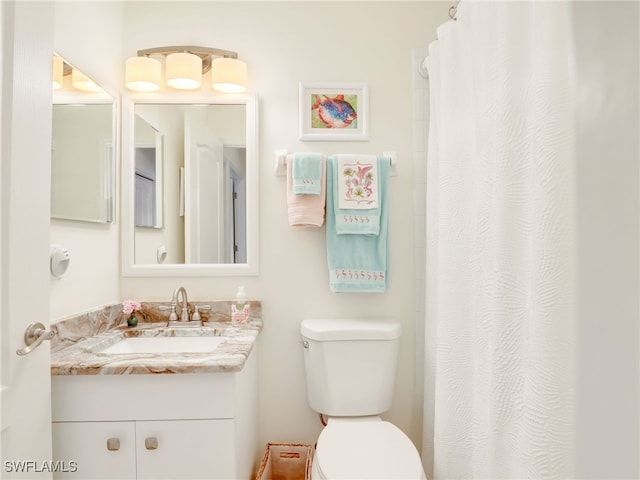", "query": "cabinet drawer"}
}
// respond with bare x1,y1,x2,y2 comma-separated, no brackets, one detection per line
53,421,136,479
52,373,235,422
